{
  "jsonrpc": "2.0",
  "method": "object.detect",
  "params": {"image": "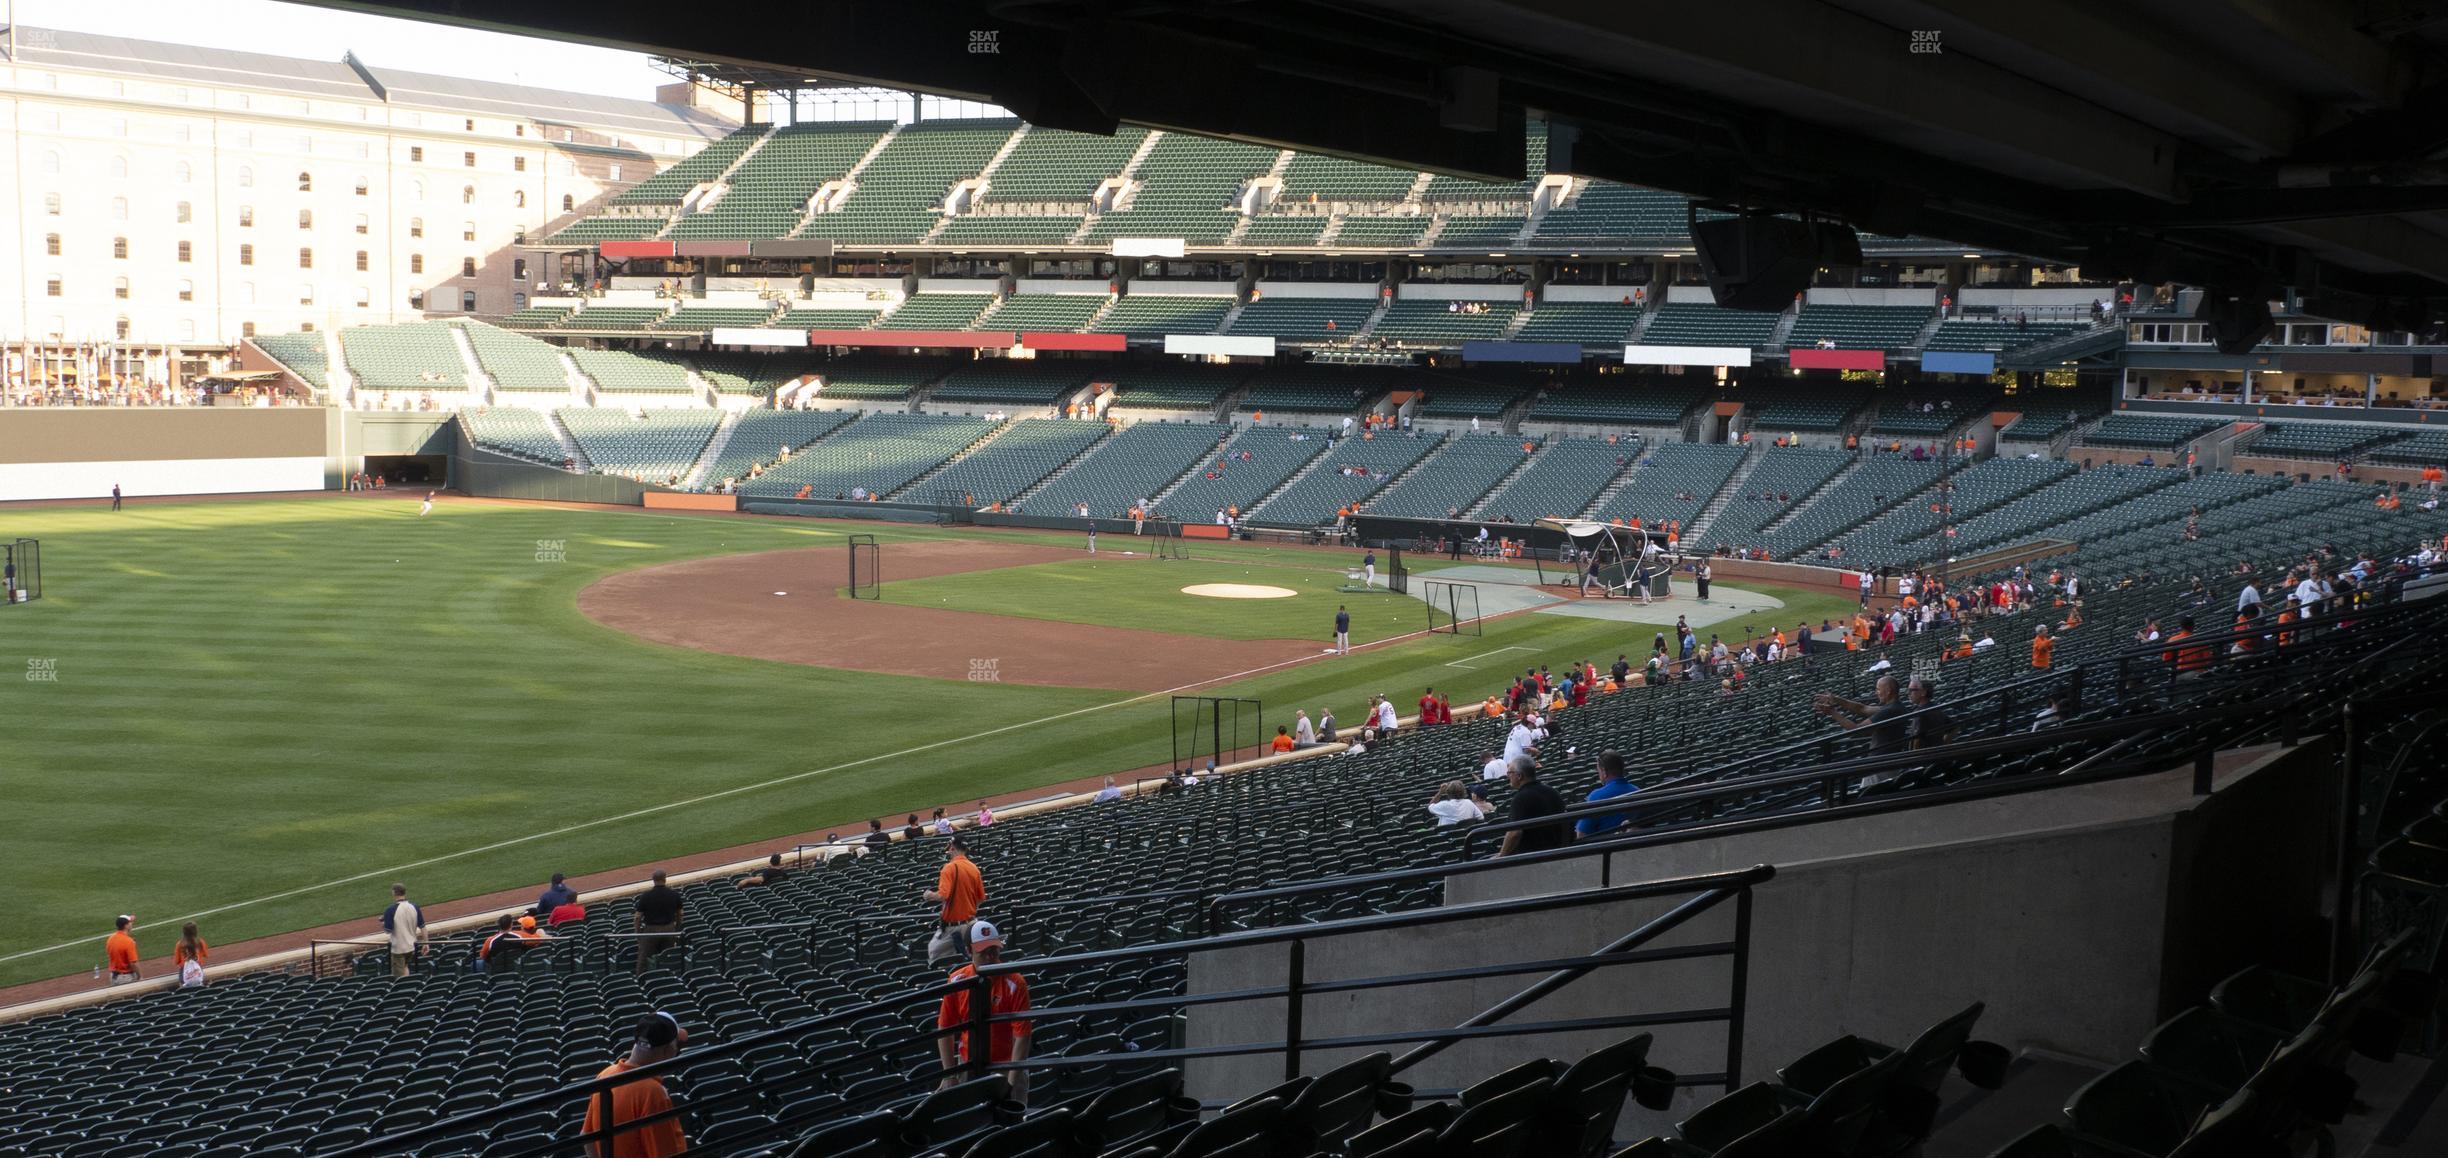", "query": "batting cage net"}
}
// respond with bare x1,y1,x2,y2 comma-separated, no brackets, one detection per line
1140,517,1189,560
1172,695,1261,772
847,534,880,599
1387,546,1409,595
4,538,39,605
1424,579,1482,635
